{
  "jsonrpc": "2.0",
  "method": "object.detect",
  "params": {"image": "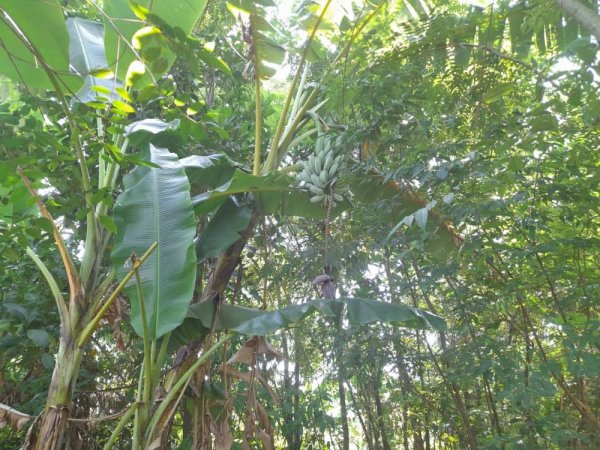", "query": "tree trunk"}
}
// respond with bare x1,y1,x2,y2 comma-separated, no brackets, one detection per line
335,322,349,450
373,373,391,450
338,371,349,450
23,327,84,450
292,330,302,450
282,332,298,450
